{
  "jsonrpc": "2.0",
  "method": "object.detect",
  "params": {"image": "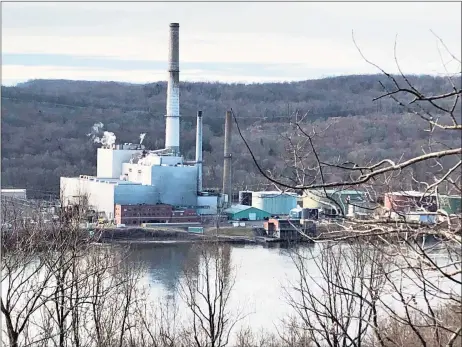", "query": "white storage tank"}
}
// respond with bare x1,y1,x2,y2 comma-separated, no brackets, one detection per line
290,206,303,219
251,191,297,215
